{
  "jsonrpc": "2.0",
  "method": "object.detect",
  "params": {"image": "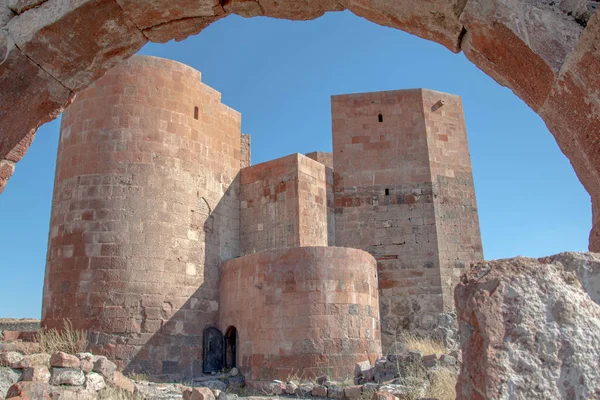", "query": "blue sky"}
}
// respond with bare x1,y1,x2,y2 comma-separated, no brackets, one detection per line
0,11,591,318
